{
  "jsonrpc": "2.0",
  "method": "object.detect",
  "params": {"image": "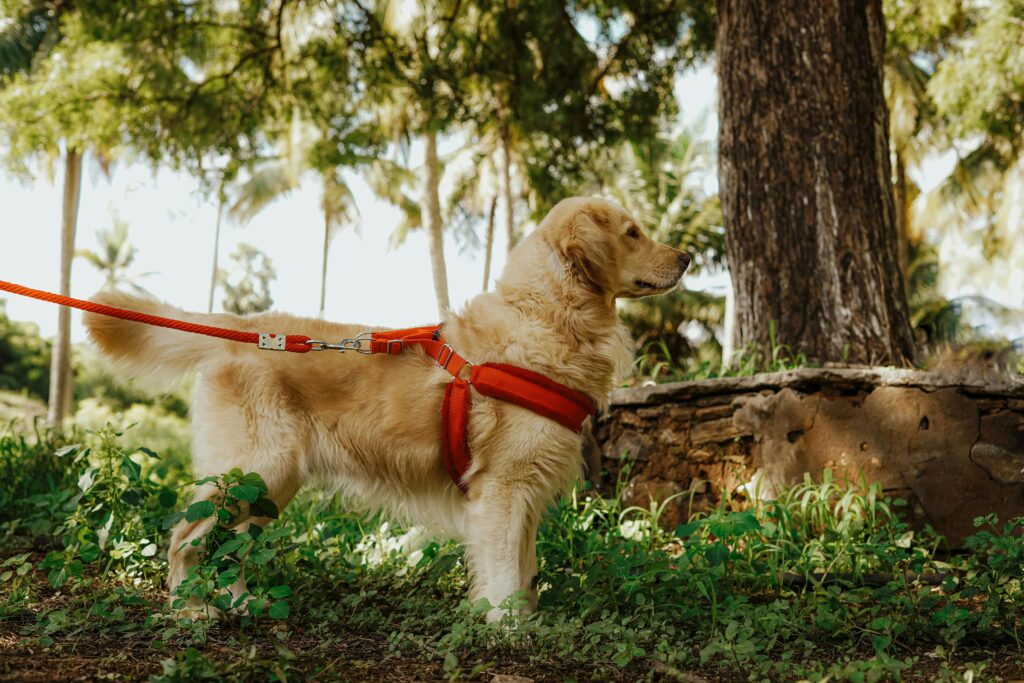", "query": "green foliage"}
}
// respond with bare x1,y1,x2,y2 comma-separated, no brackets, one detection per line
929,0,1024,153
635,319,812,383
3,421,1024,679
0,300,50,400
35,429,184,589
